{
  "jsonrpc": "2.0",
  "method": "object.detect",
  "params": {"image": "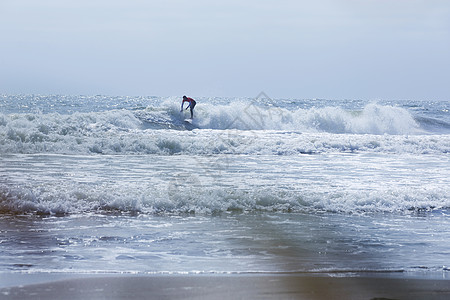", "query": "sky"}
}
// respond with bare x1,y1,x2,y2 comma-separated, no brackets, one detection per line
1,0,449,100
